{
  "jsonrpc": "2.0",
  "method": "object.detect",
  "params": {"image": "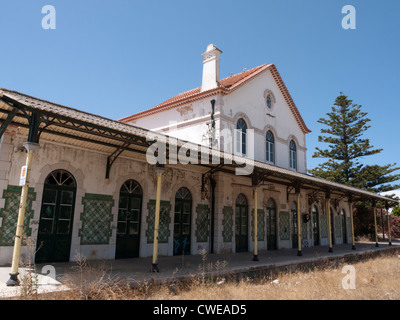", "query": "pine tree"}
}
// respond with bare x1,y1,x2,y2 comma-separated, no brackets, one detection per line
309,93,400,193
